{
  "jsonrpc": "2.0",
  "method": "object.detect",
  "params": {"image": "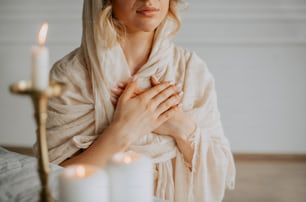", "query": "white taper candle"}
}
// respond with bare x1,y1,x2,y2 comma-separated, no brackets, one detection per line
31,22,49,90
